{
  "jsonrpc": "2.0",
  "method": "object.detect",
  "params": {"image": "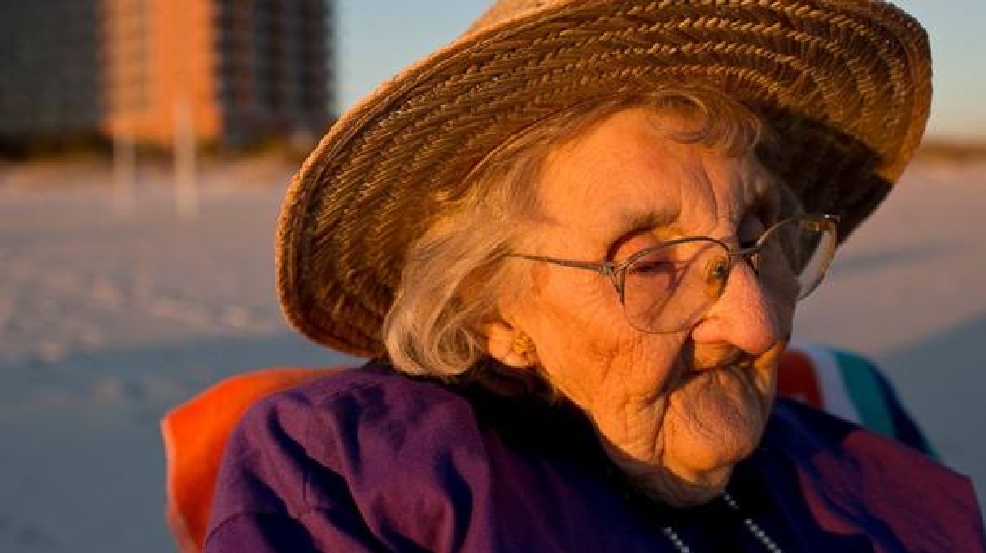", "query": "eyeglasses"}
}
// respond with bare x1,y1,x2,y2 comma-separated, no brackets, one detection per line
507,214,839,333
